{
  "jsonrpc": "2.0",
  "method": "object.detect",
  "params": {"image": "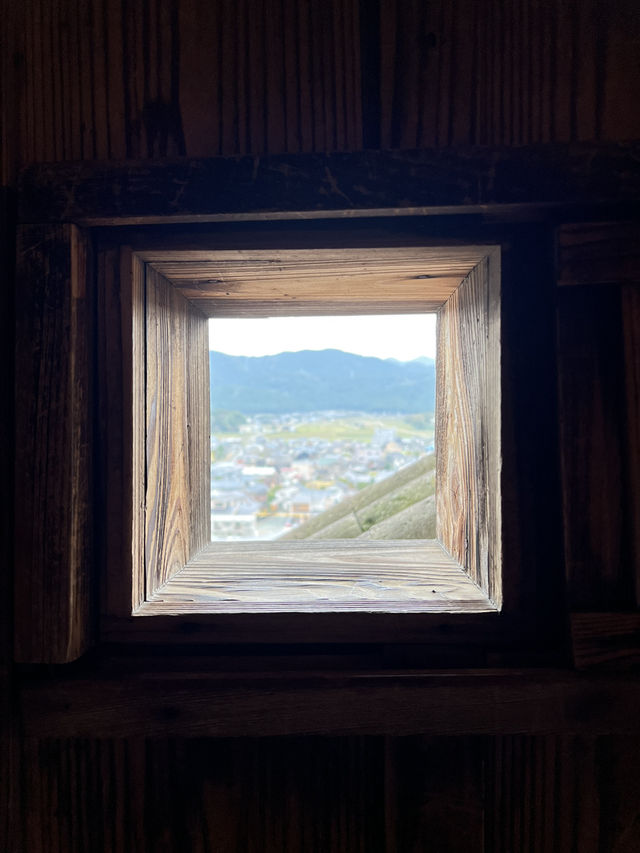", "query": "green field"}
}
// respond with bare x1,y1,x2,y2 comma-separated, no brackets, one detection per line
264,415,433,442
